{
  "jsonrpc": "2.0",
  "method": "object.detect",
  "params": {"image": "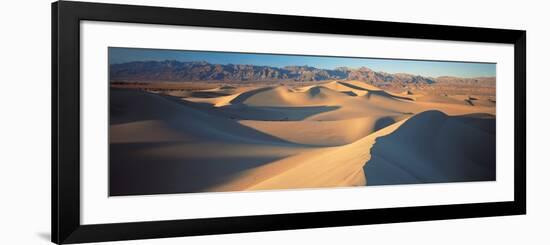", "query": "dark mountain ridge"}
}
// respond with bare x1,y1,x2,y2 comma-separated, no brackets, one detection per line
109,60,494,86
